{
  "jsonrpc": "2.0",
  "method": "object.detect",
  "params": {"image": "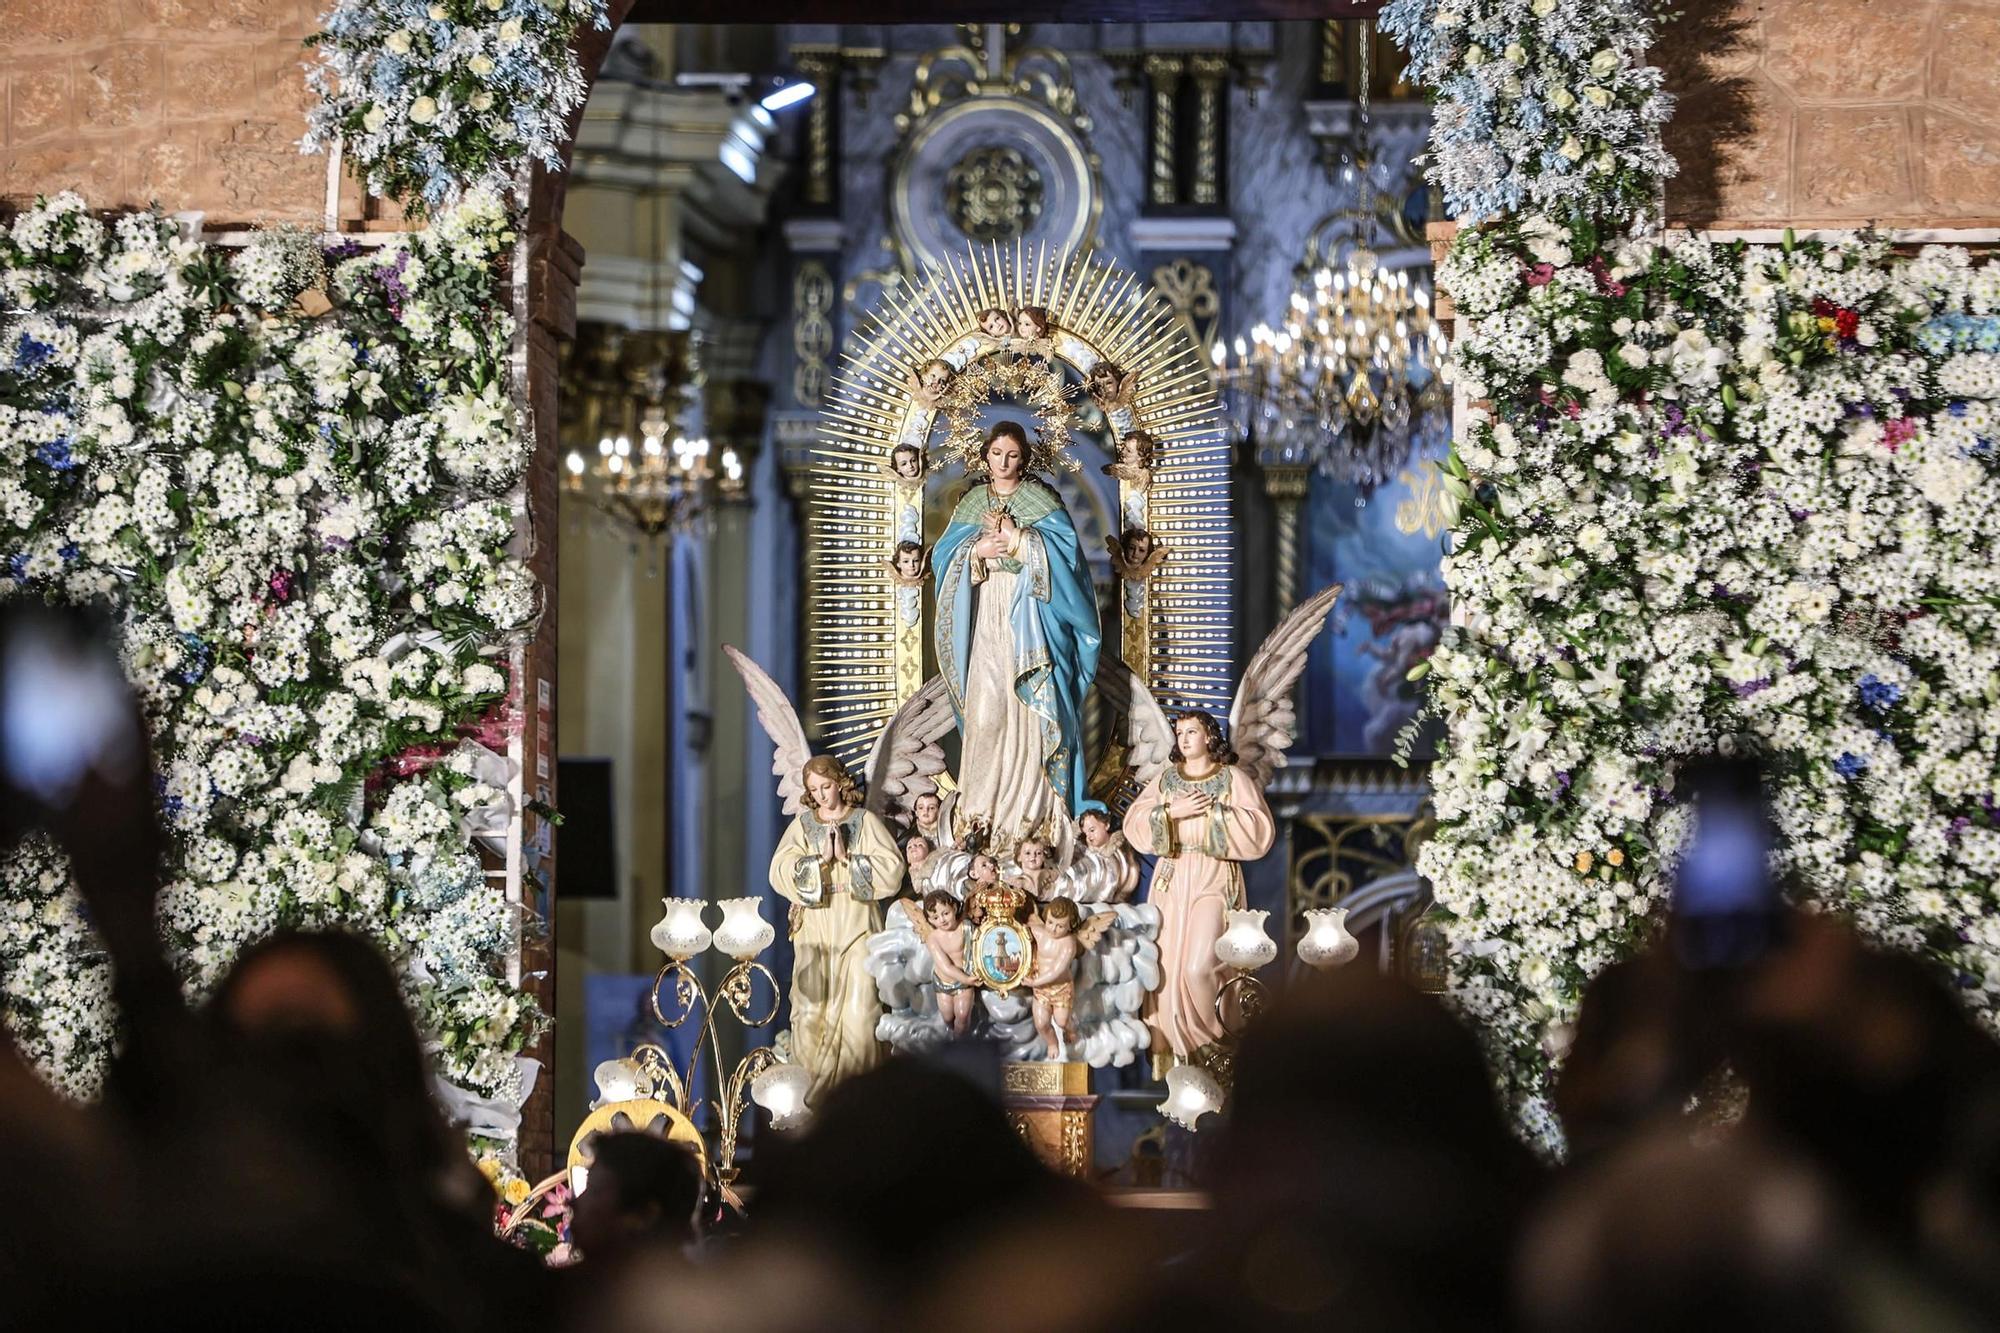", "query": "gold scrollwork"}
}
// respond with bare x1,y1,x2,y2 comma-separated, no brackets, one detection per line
792,261,835,408
1151,259,1222,390
1395,459,1451,540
